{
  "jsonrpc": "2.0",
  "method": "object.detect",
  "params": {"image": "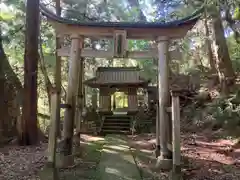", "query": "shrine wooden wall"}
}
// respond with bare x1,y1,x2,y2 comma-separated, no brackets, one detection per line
97,69,139,84
99,88,111,111
128,87,138,111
